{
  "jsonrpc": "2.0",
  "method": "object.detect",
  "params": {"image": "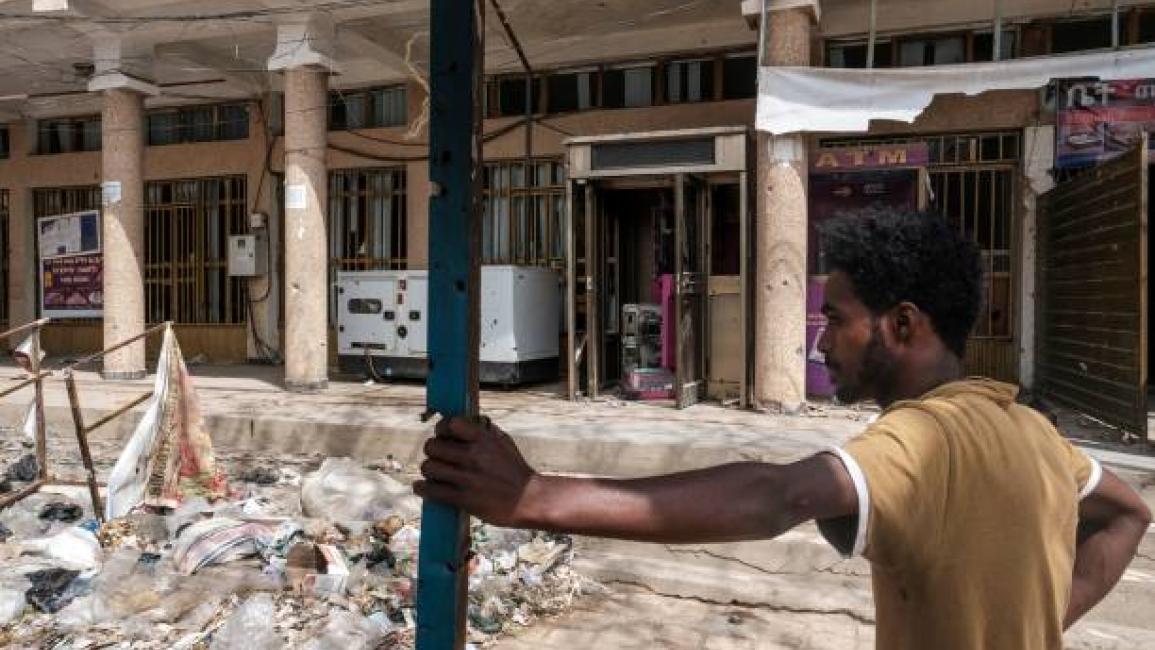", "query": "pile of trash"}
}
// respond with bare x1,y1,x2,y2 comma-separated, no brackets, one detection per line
0,329,598,648
0,457,599,649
